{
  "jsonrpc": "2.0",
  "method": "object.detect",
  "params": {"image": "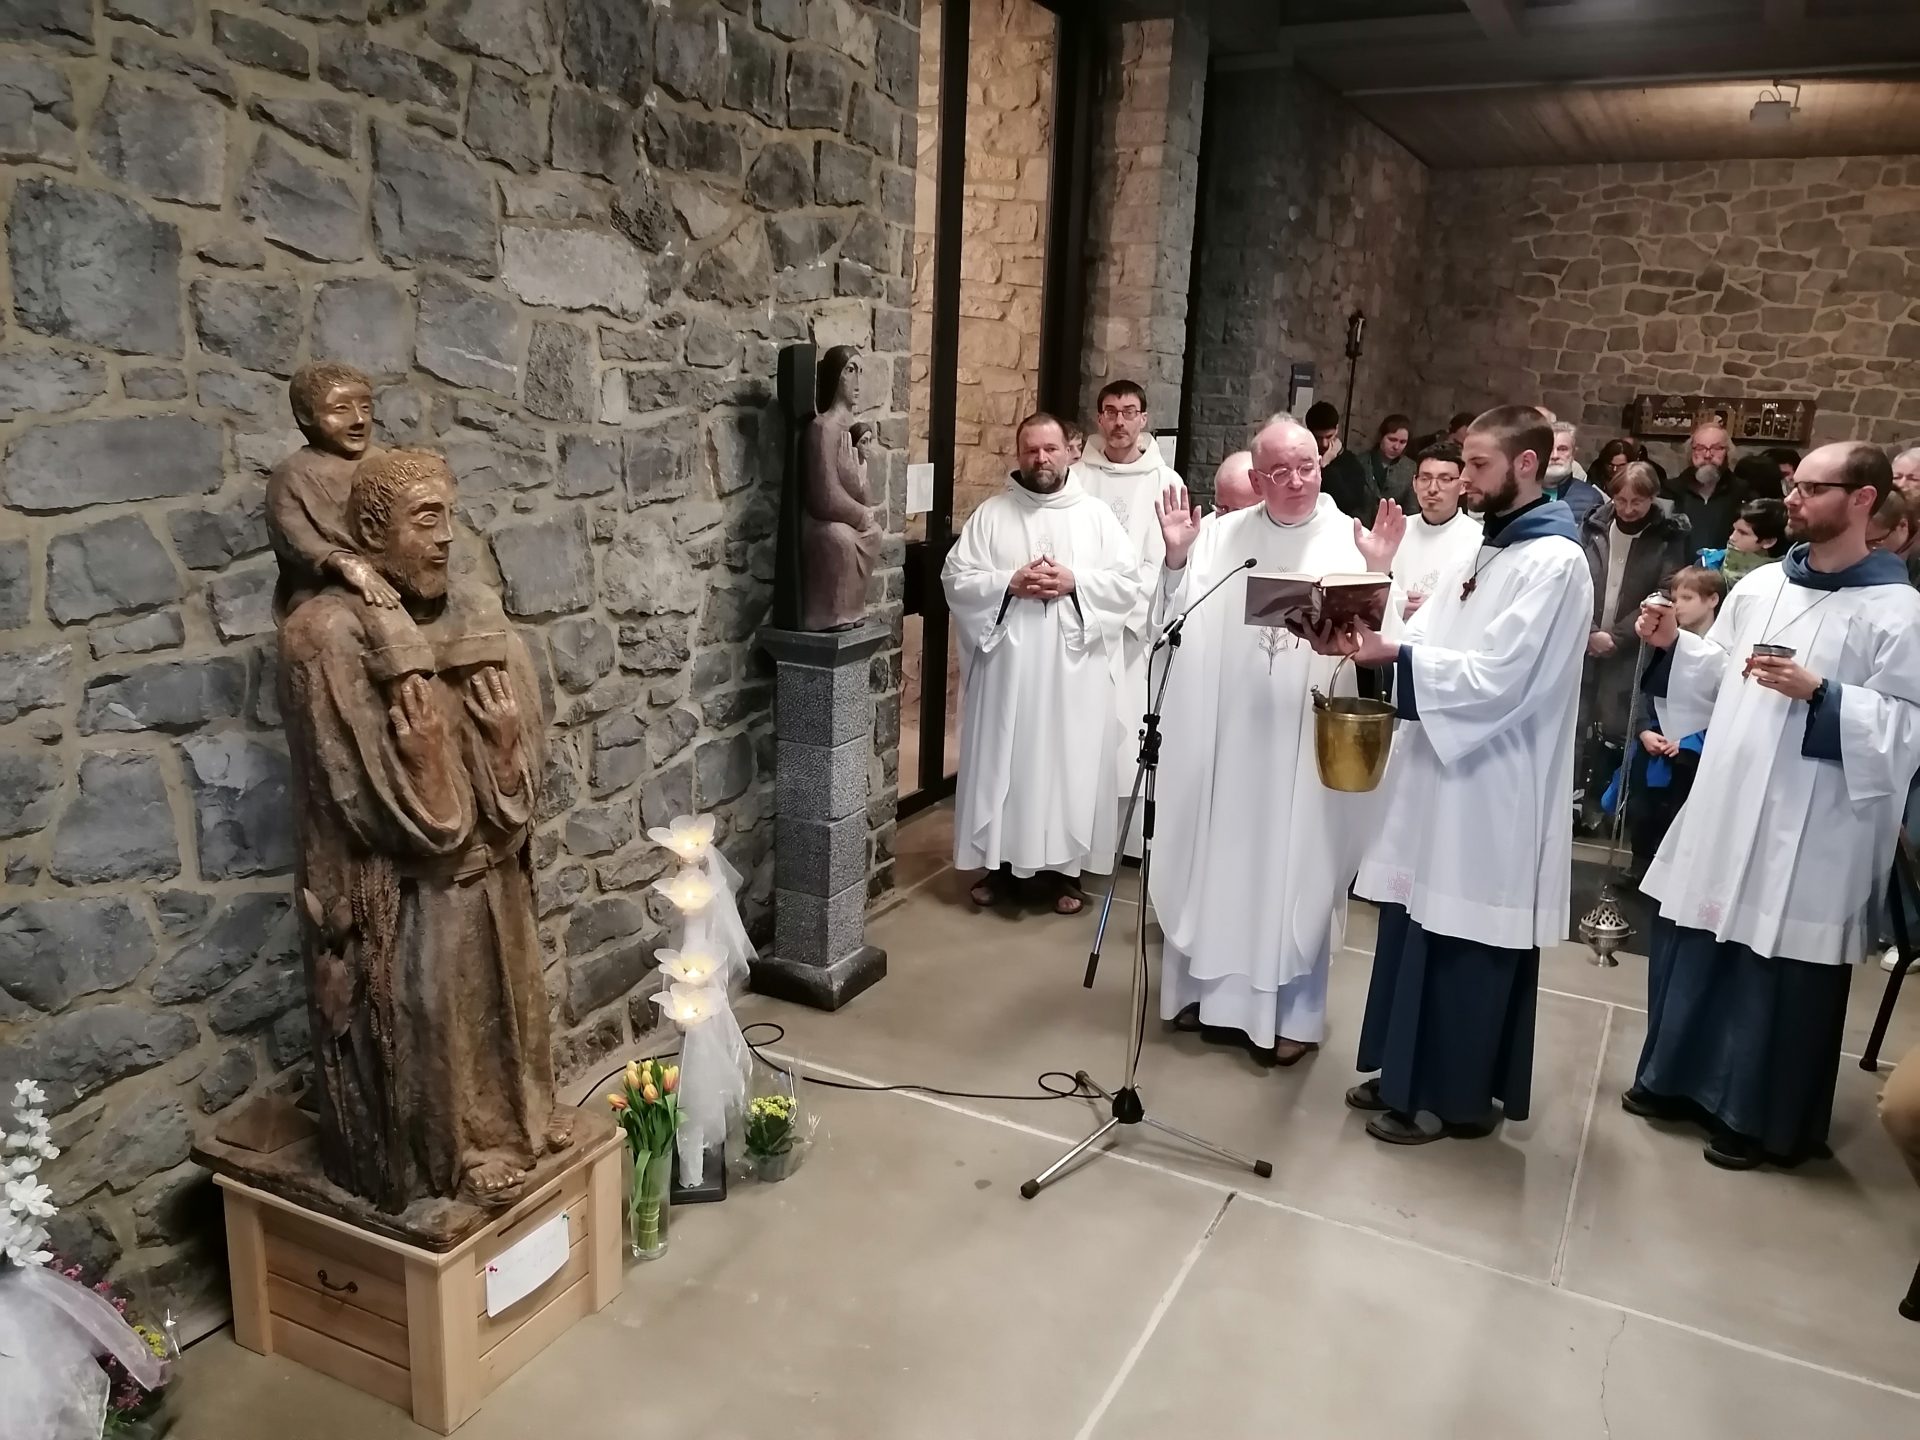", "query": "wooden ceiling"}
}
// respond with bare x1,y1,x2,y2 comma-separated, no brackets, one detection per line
1348,75,1920,168
1153,0,1920,166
